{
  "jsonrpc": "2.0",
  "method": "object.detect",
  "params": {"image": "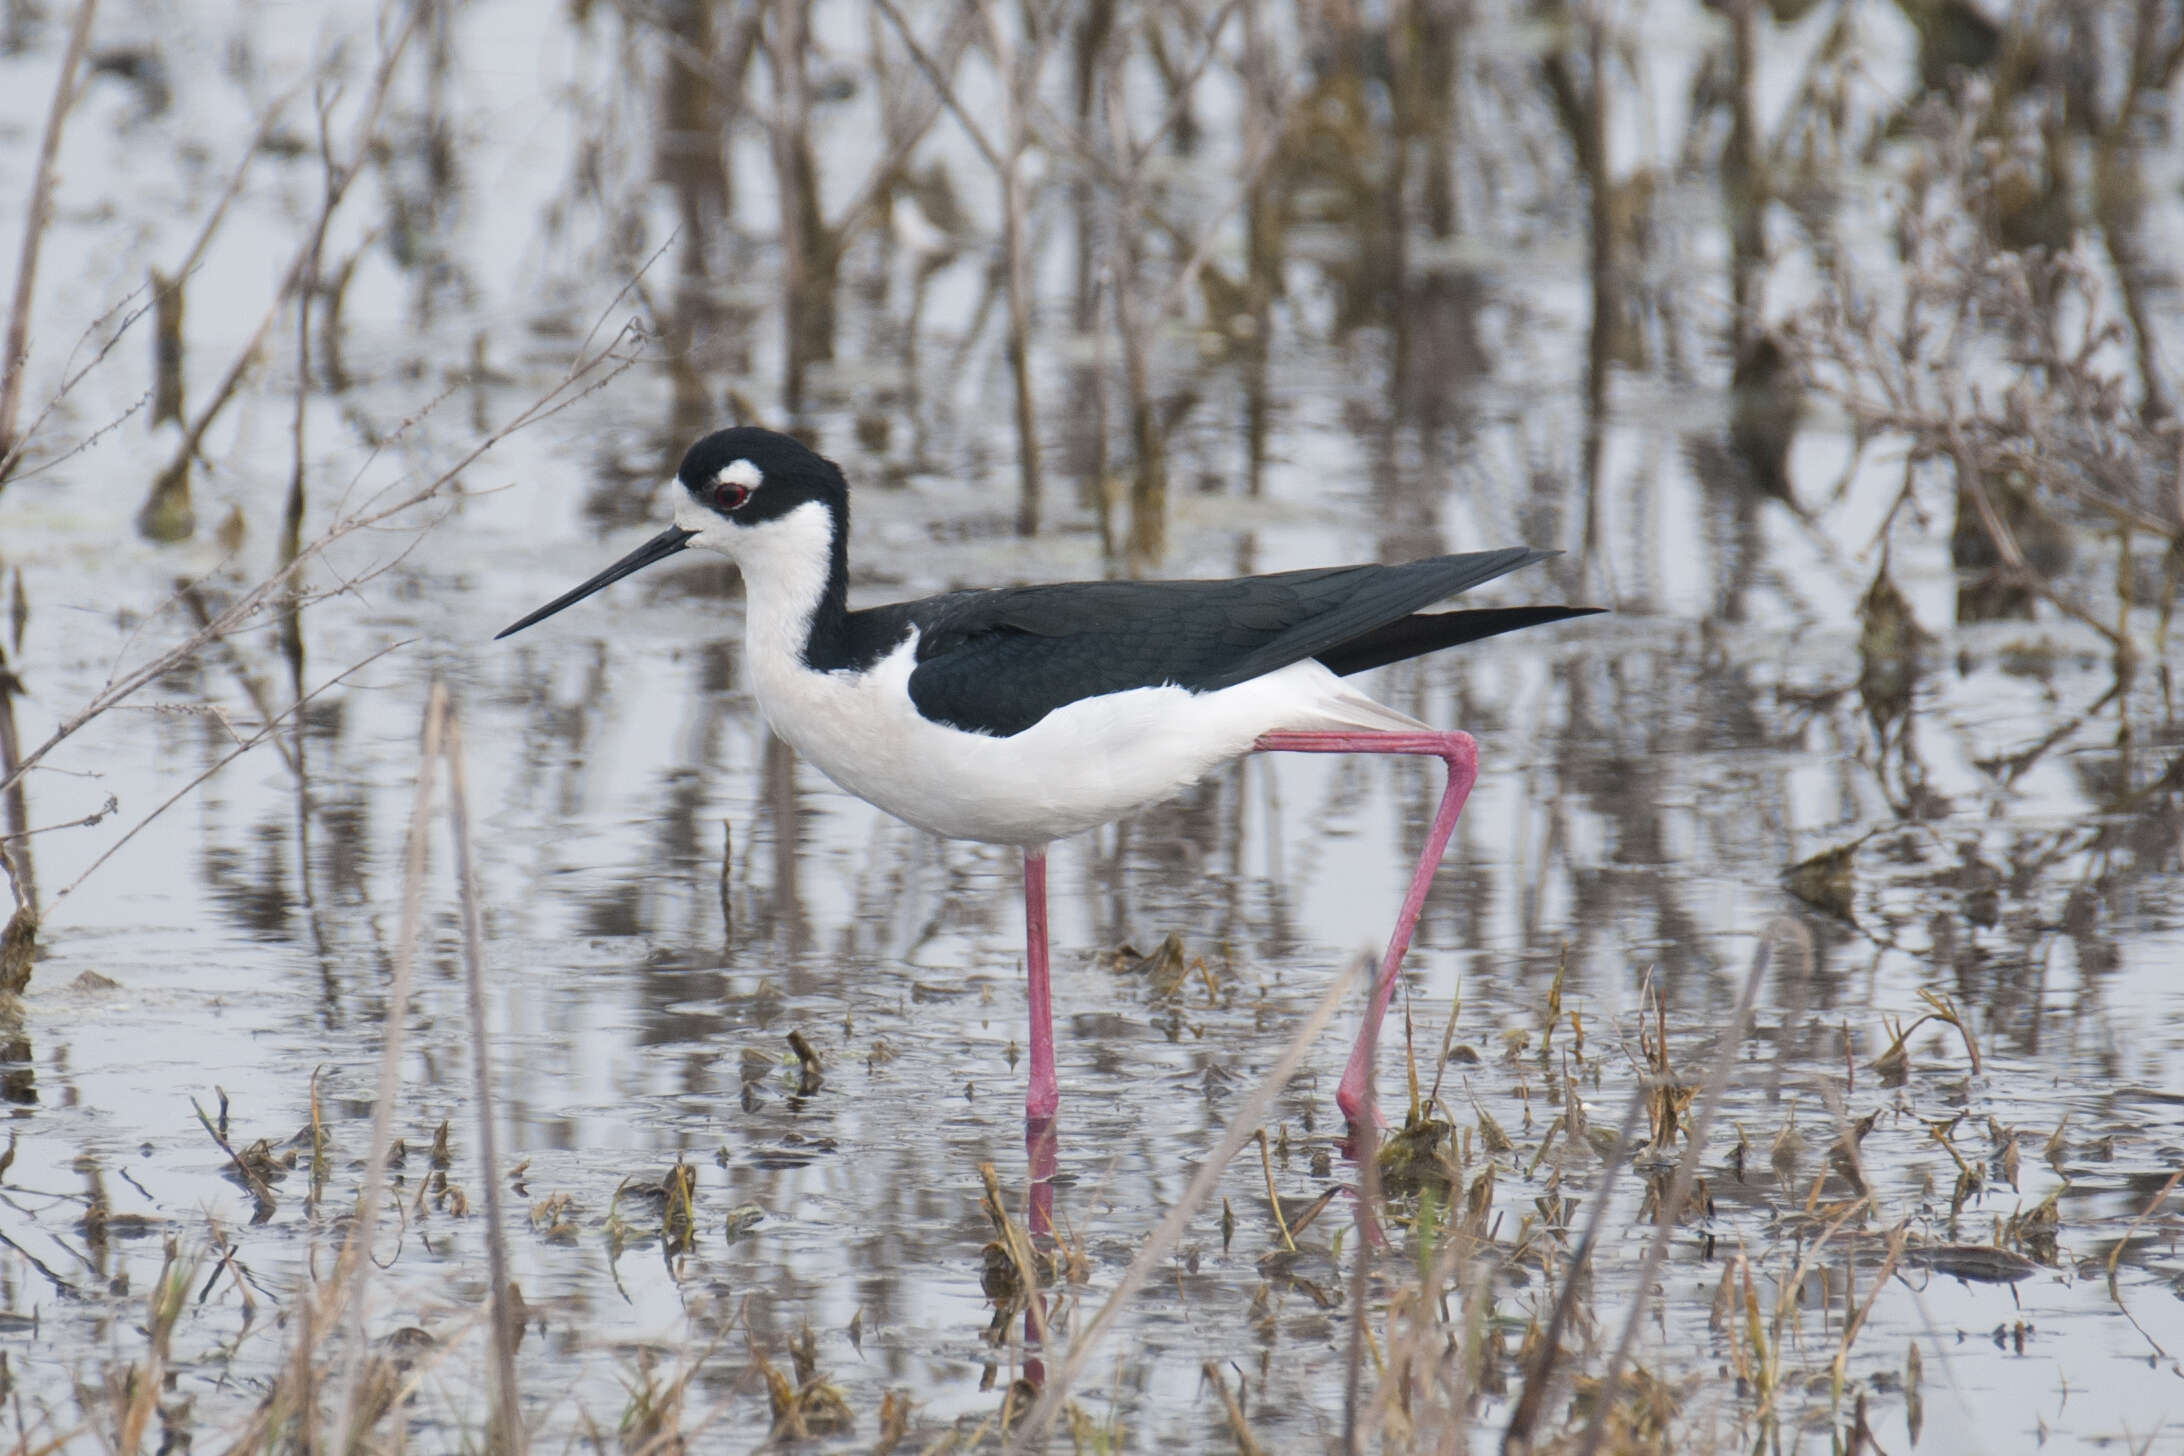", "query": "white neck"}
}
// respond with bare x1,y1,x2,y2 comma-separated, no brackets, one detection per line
674,496,838,670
